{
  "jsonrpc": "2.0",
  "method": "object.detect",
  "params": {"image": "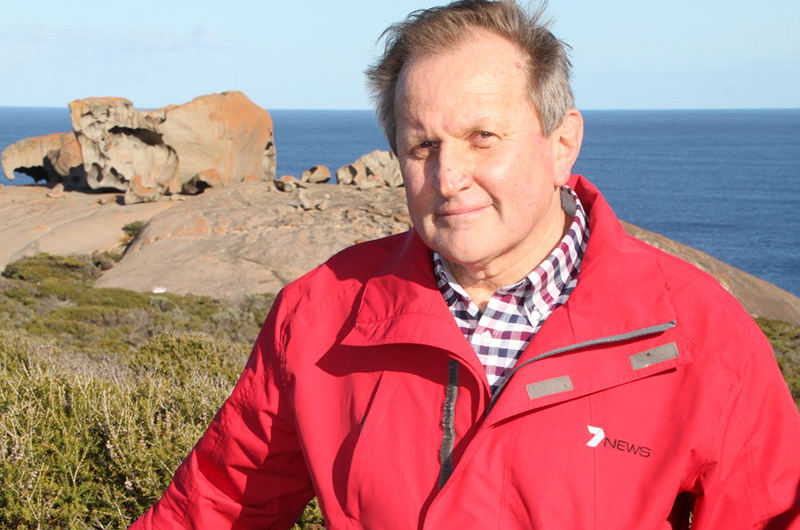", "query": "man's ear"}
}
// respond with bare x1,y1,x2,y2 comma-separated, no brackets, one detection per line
552,109,584,186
